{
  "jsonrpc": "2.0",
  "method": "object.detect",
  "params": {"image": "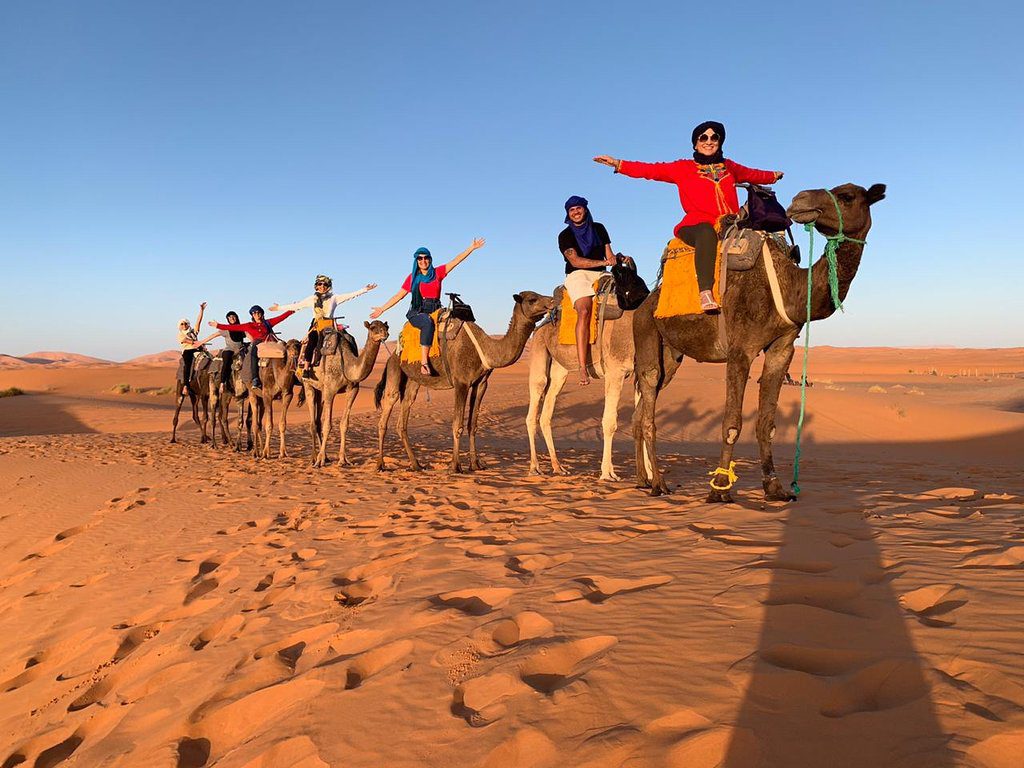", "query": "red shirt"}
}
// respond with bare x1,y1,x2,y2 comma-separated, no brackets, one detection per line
215,310,294,342
401,263,448,300
618,158,777,231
